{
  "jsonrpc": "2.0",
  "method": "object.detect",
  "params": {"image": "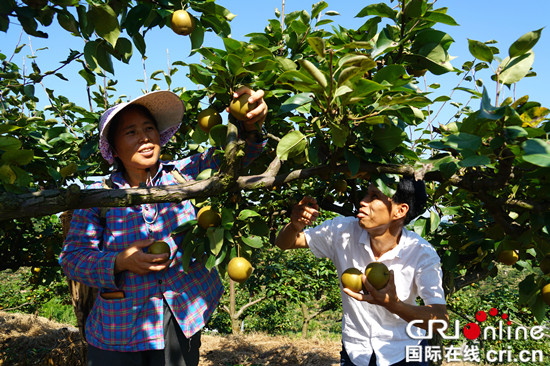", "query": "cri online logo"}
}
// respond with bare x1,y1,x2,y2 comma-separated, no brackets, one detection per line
463,307,510,340
407,307,547,341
